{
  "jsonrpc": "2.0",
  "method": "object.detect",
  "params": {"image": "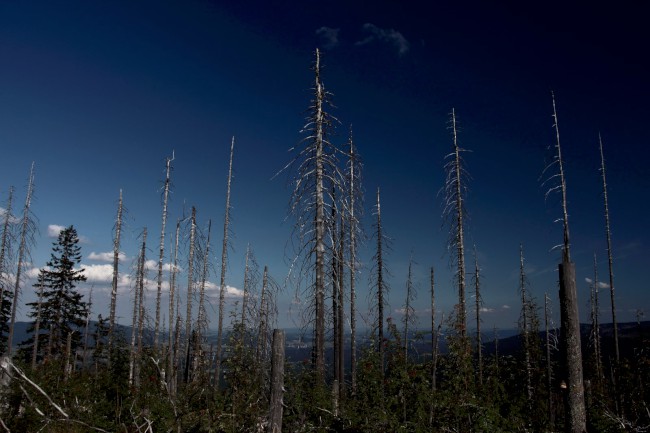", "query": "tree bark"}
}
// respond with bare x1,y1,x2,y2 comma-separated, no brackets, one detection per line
268,329,285,433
